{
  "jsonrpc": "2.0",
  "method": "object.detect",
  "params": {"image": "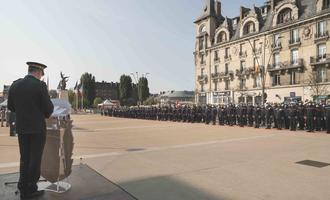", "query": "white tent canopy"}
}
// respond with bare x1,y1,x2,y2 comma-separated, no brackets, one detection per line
98,99,116,107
